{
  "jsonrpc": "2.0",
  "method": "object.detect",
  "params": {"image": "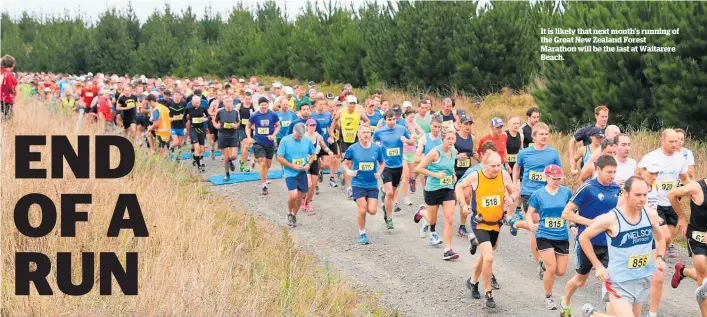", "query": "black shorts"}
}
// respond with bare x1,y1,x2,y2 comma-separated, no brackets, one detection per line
473,228,499,247
382,167,403,188
657,205,678,226
340,141,355,155
308,159,321,175
218,137,238,149
687,230,707,257
537,237,570,255
190,130,206,145
122,112,136,129
423,188,455,206
520,195,531,212
577,245,609,275
327,140,339,155
253,143,275,159
139,116,151,127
